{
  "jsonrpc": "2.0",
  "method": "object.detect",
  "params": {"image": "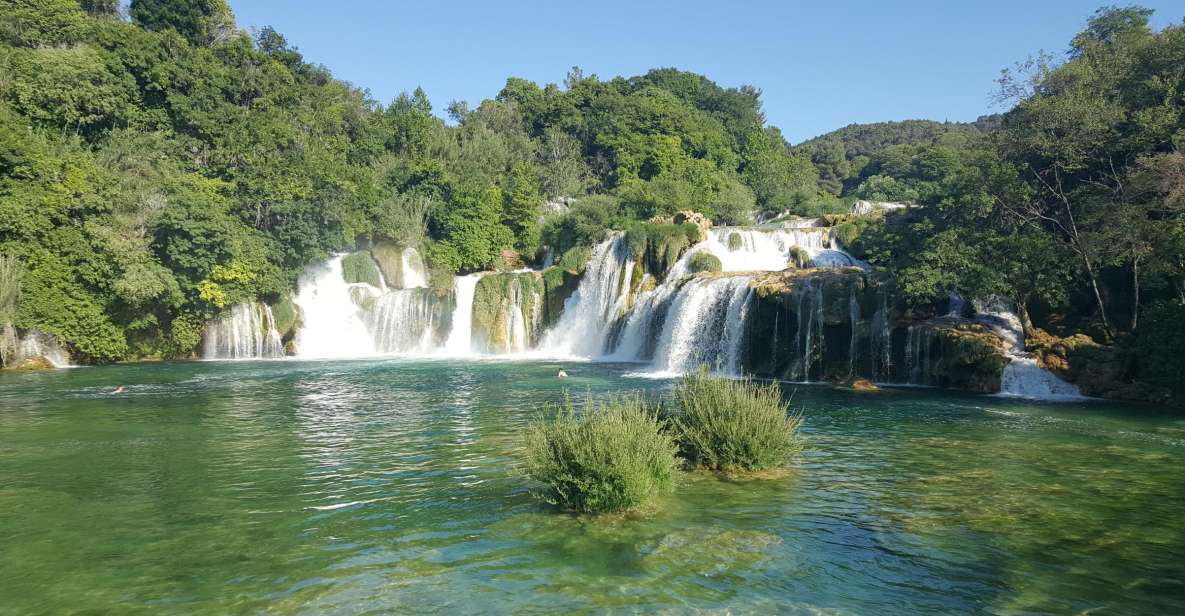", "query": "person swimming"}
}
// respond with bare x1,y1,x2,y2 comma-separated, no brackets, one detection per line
557,369,568,379
111,386,126,394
